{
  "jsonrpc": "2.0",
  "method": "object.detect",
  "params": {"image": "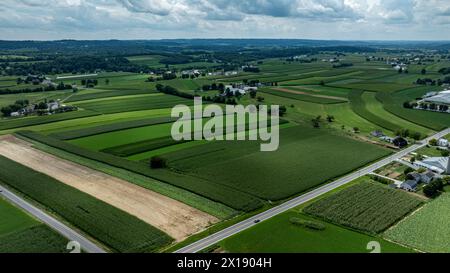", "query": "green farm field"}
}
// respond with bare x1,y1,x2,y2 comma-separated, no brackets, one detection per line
0,155,173,252
0,197,38,236
74,93,194,114
304,181,423,234
384,194,450,253
3,45,450,254
0,197,69,253
219,212,412,253
162,125,392,201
